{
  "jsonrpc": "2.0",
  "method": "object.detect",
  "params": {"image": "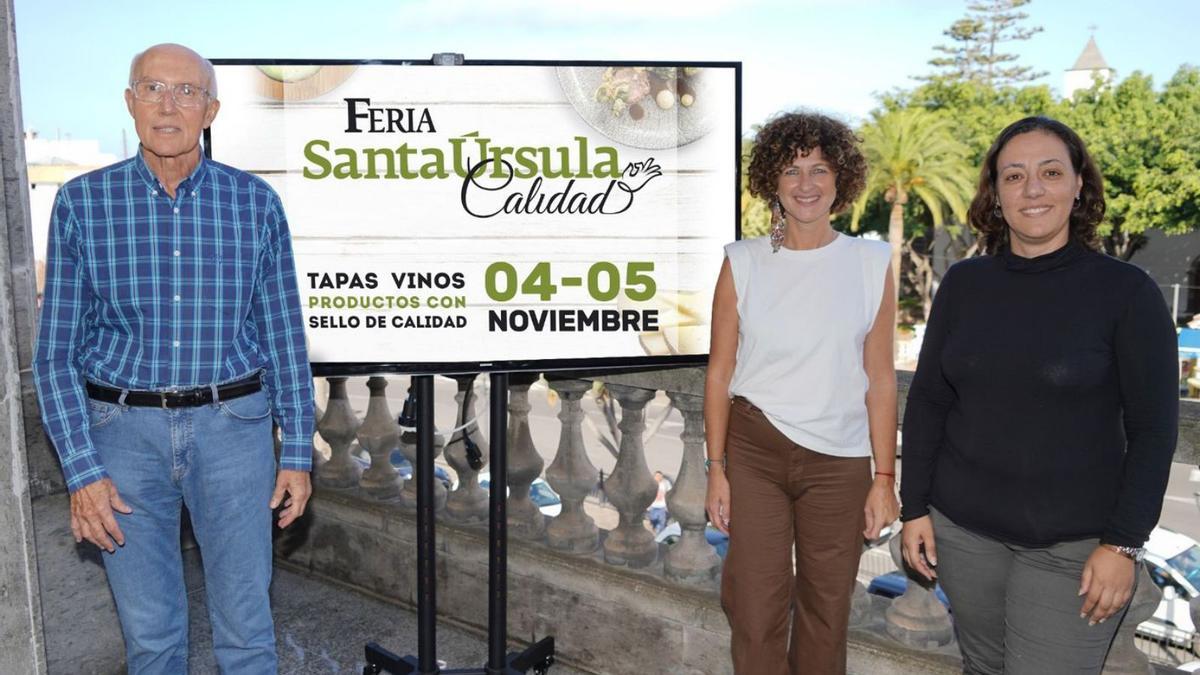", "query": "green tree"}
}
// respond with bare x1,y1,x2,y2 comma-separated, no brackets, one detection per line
739,137,771,238
851,108,975,317
878,81,1059,262
919,0,1047,87
882,79,1058,163
1061,67,1200,259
